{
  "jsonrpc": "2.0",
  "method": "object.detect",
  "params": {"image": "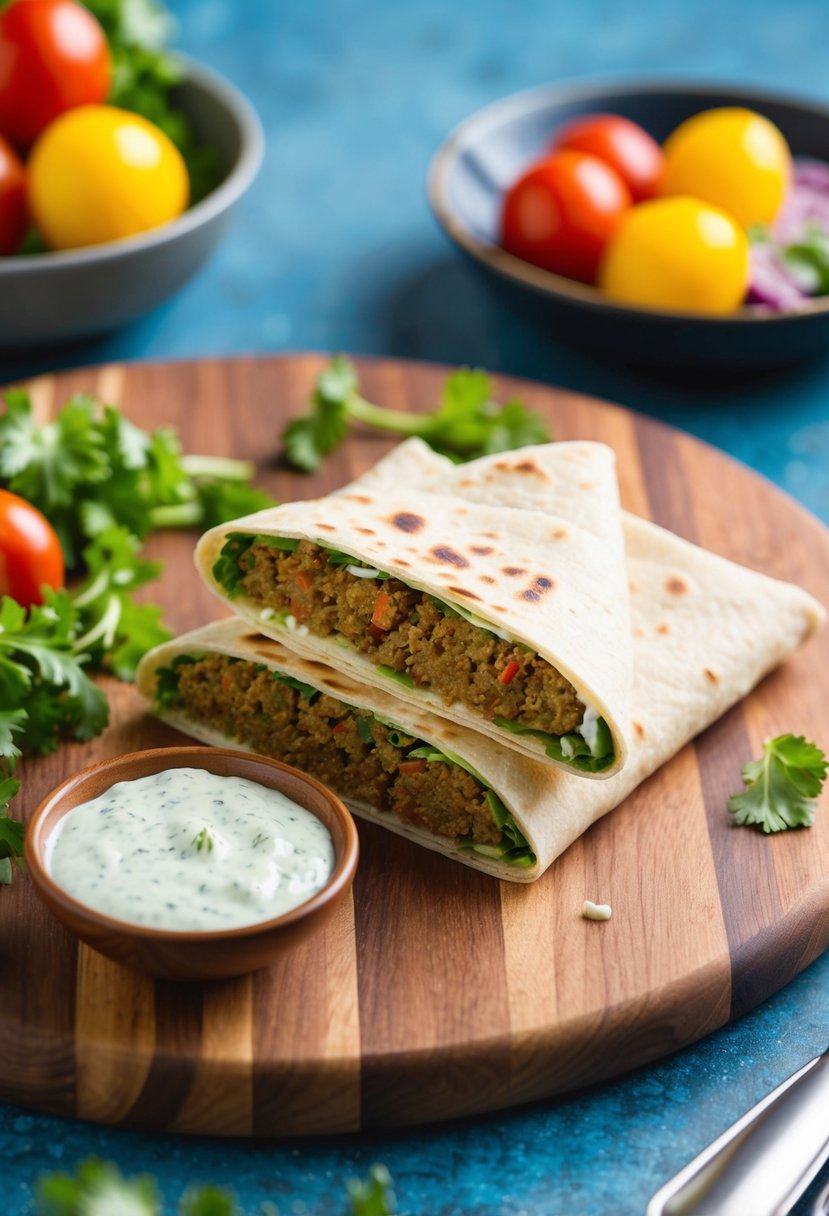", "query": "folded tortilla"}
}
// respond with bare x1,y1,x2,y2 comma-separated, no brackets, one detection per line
345,436,826,747
195,442,633,778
